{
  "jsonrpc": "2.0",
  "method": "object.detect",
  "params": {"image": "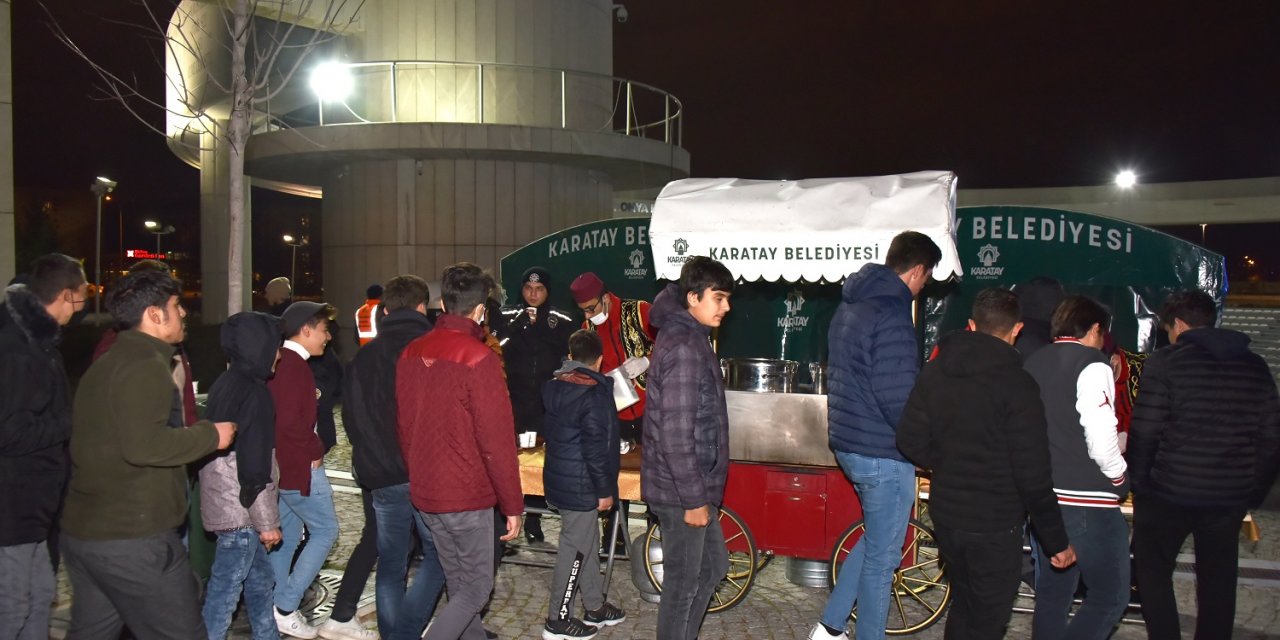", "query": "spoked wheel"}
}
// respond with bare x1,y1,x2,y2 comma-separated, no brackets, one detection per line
642,505,757,612
828,518,950,635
